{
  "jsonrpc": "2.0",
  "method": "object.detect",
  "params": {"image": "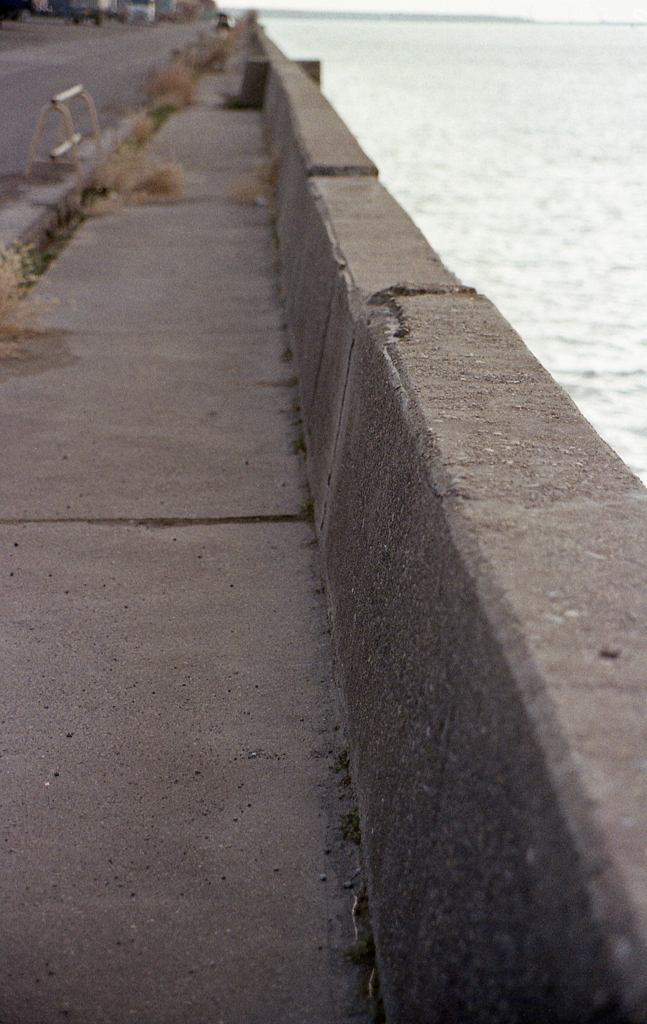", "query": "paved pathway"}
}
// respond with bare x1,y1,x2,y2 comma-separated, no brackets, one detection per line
0,72,366,1024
